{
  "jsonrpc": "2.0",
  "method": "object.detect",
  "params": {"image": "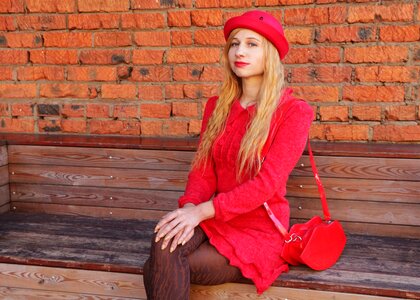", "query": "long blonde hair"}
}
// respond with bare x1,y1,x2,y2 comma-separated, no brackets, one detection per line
192,29,286,182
